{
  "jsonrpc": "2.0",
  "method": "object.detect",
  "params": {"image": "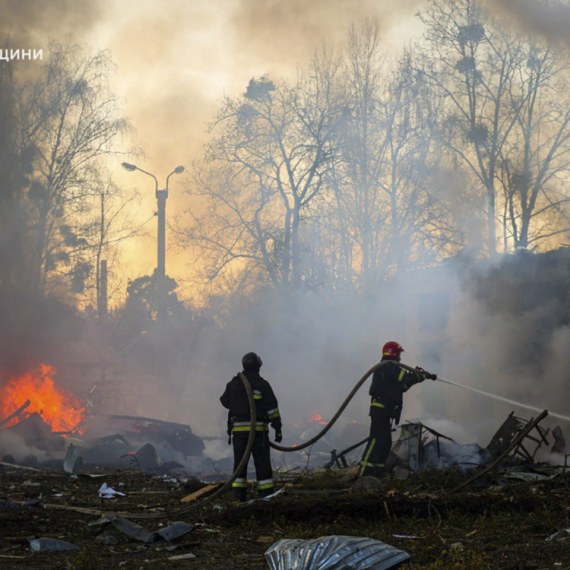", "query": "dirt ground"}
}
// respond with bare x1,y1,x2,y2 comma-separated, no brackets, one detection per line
1,464,570,570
